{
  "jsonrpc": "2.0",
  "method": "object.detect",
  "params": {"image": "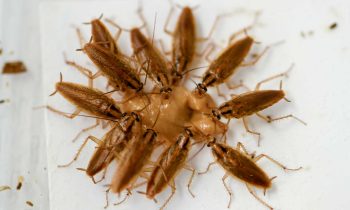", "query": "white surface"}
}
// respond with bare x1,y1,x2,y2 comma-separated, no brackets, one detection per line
38,0,350,210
